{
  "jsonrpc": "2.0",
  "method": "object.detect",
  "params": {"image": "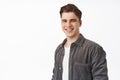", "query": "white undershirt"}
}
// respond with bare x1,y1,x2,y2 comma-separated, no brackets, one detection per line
63,47,70,80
